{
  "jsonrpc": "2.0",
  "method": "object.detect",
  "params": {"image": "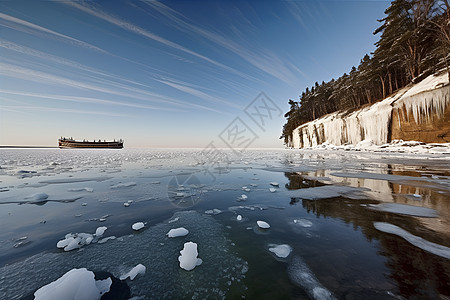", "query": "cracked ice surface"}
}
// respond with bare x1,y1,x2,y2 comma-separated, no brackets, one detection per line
0,211,248,299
